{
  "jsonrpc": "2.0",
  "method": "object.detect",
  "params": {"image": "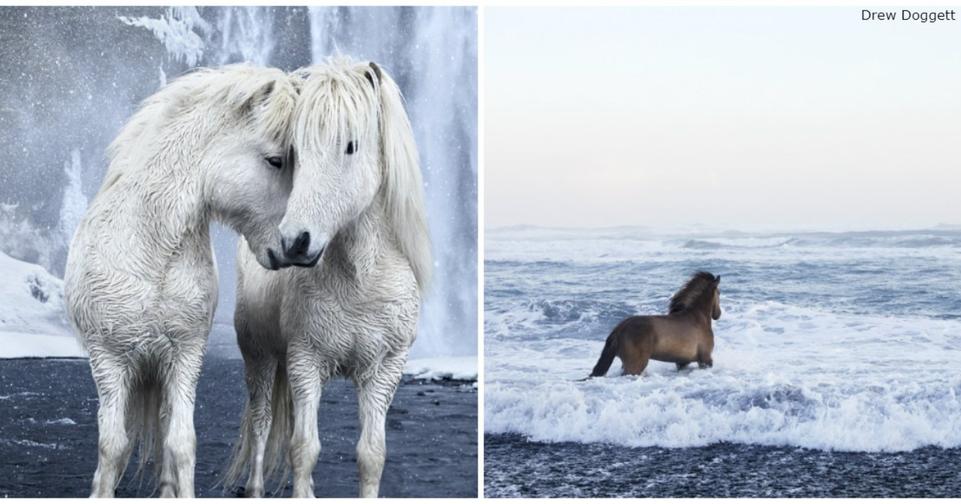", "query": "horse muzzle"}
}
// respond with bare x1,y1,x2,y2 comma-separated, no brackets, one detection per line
280,230,325,268
290,246,323,268
265,247,291,270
